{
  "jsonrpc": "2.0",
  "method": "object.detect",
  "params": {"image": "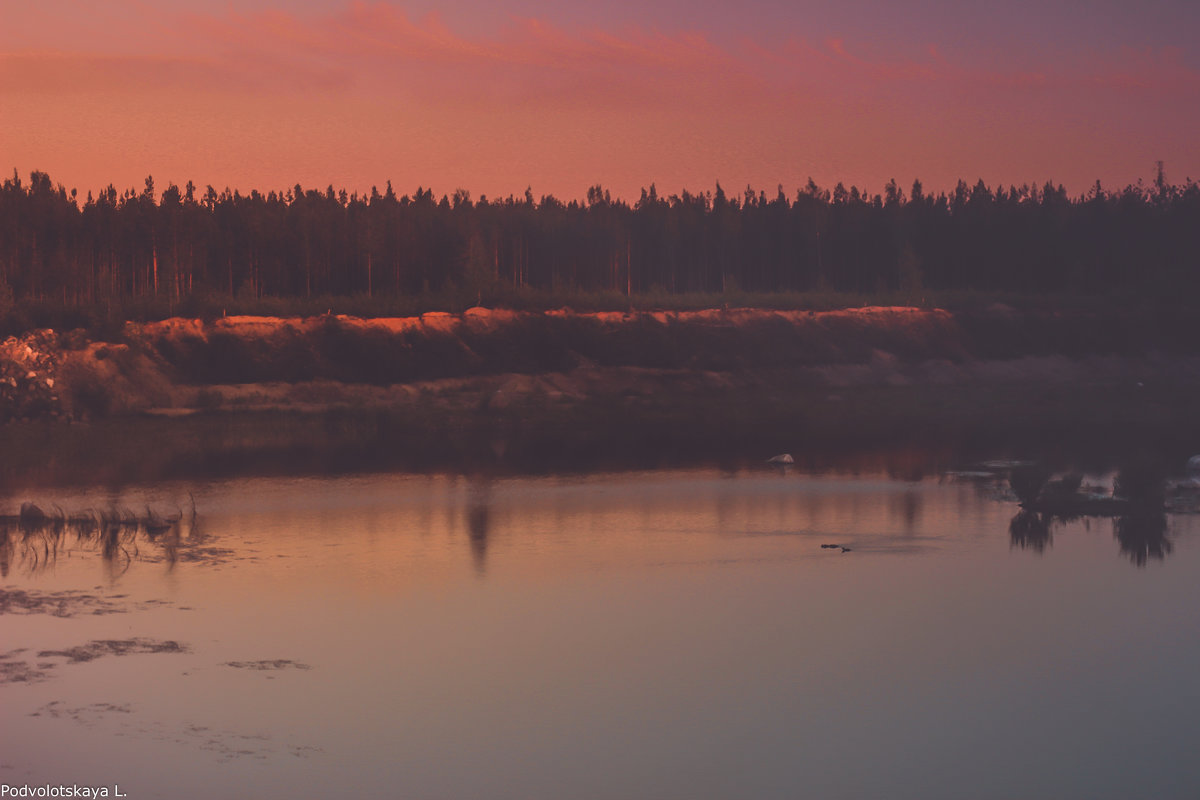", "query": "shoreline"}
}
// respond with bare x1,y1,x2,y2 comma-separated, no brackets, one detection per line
1,370,1198,489
2,305,1200,487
